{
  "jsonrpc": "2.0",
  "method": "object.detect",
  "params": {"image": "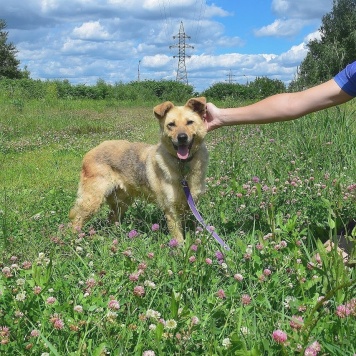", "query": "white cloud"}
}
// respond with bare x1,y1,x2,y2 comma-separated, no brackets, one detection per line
254,19,310,37
304,30,322,43
271,0,333,19
72,21,110,40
